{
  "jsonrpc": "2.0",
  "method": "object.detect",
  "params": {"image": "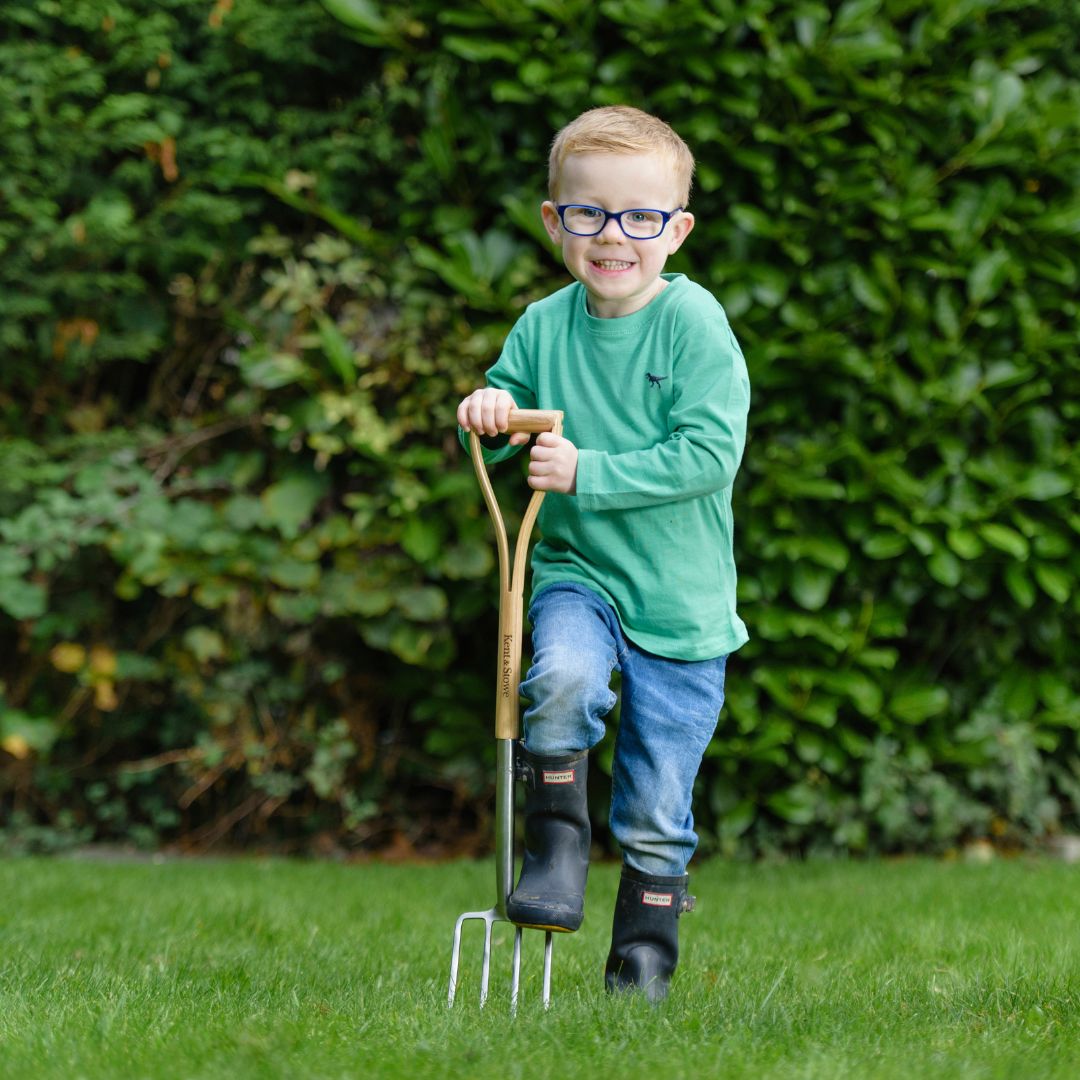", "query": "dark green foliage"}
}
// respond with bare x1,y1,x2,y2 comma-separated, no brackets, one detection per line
0,0,1077,855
